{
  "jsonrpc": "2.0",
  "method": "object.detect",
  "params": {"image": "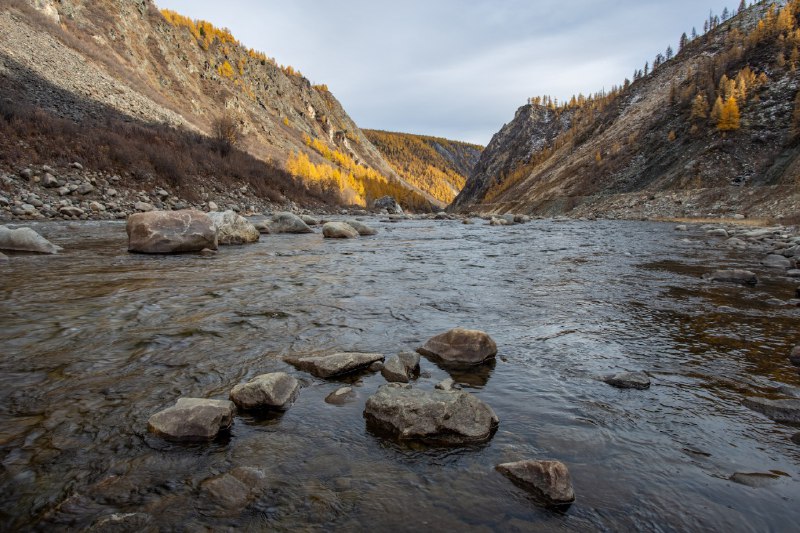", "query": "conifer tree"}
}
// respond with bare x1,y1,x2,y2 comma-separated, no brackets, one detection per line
738,0,747,14
679,33,689,52
710,96,724,124
717,96,741,131
691,94,710,121
666,46,674,60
